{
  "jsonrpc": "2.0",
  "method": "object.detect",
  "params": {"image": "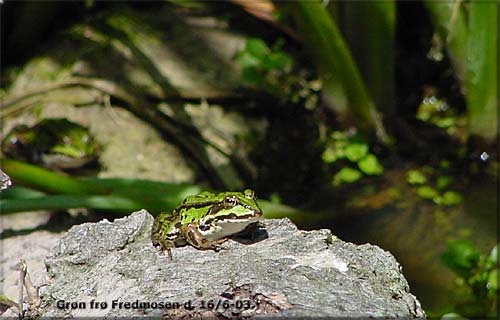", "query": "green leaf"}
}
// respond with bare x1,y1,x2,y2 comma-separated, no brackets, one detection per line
357,154,383,175
466,1,498,139
322,146,345,163
333,167,362,186
407,169,427,185
237,51,261,68
436,175,453,190
487,269,497,290
287,2,389,143
441,239,481,279
438,191,463,206
486,245,497,269
435,116,456,129
245,38,269,60
262,52,293,71
344,143,368,162
417,185,438,200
